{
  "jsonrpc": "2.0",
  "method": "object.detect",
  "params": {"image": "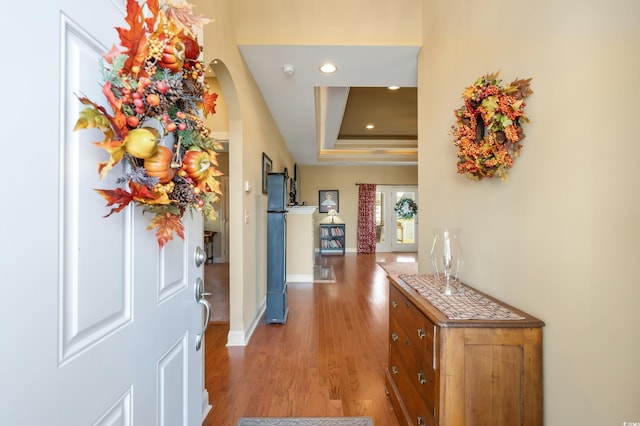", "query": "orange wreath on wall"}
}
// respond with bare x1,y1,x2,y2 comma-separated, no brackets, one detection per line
451,72,533,181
